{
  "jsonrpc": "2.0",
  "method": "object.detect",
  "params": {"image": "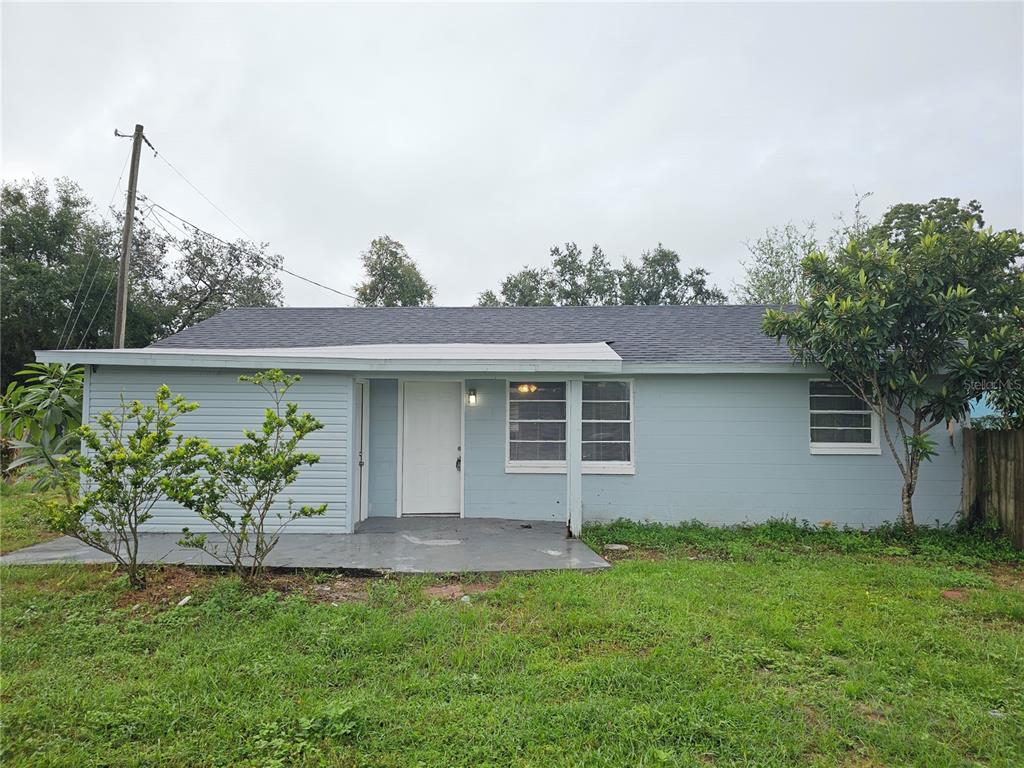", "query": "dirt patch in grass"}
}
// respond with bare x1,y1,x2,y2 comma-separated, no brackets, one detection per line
941,589,970,602
600,547,667,563
854,702,888,723
423,582,492,601
798,703,825,729
990,565,1024,591
116,568,375,609
302,575,372,603
117,566,216,609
